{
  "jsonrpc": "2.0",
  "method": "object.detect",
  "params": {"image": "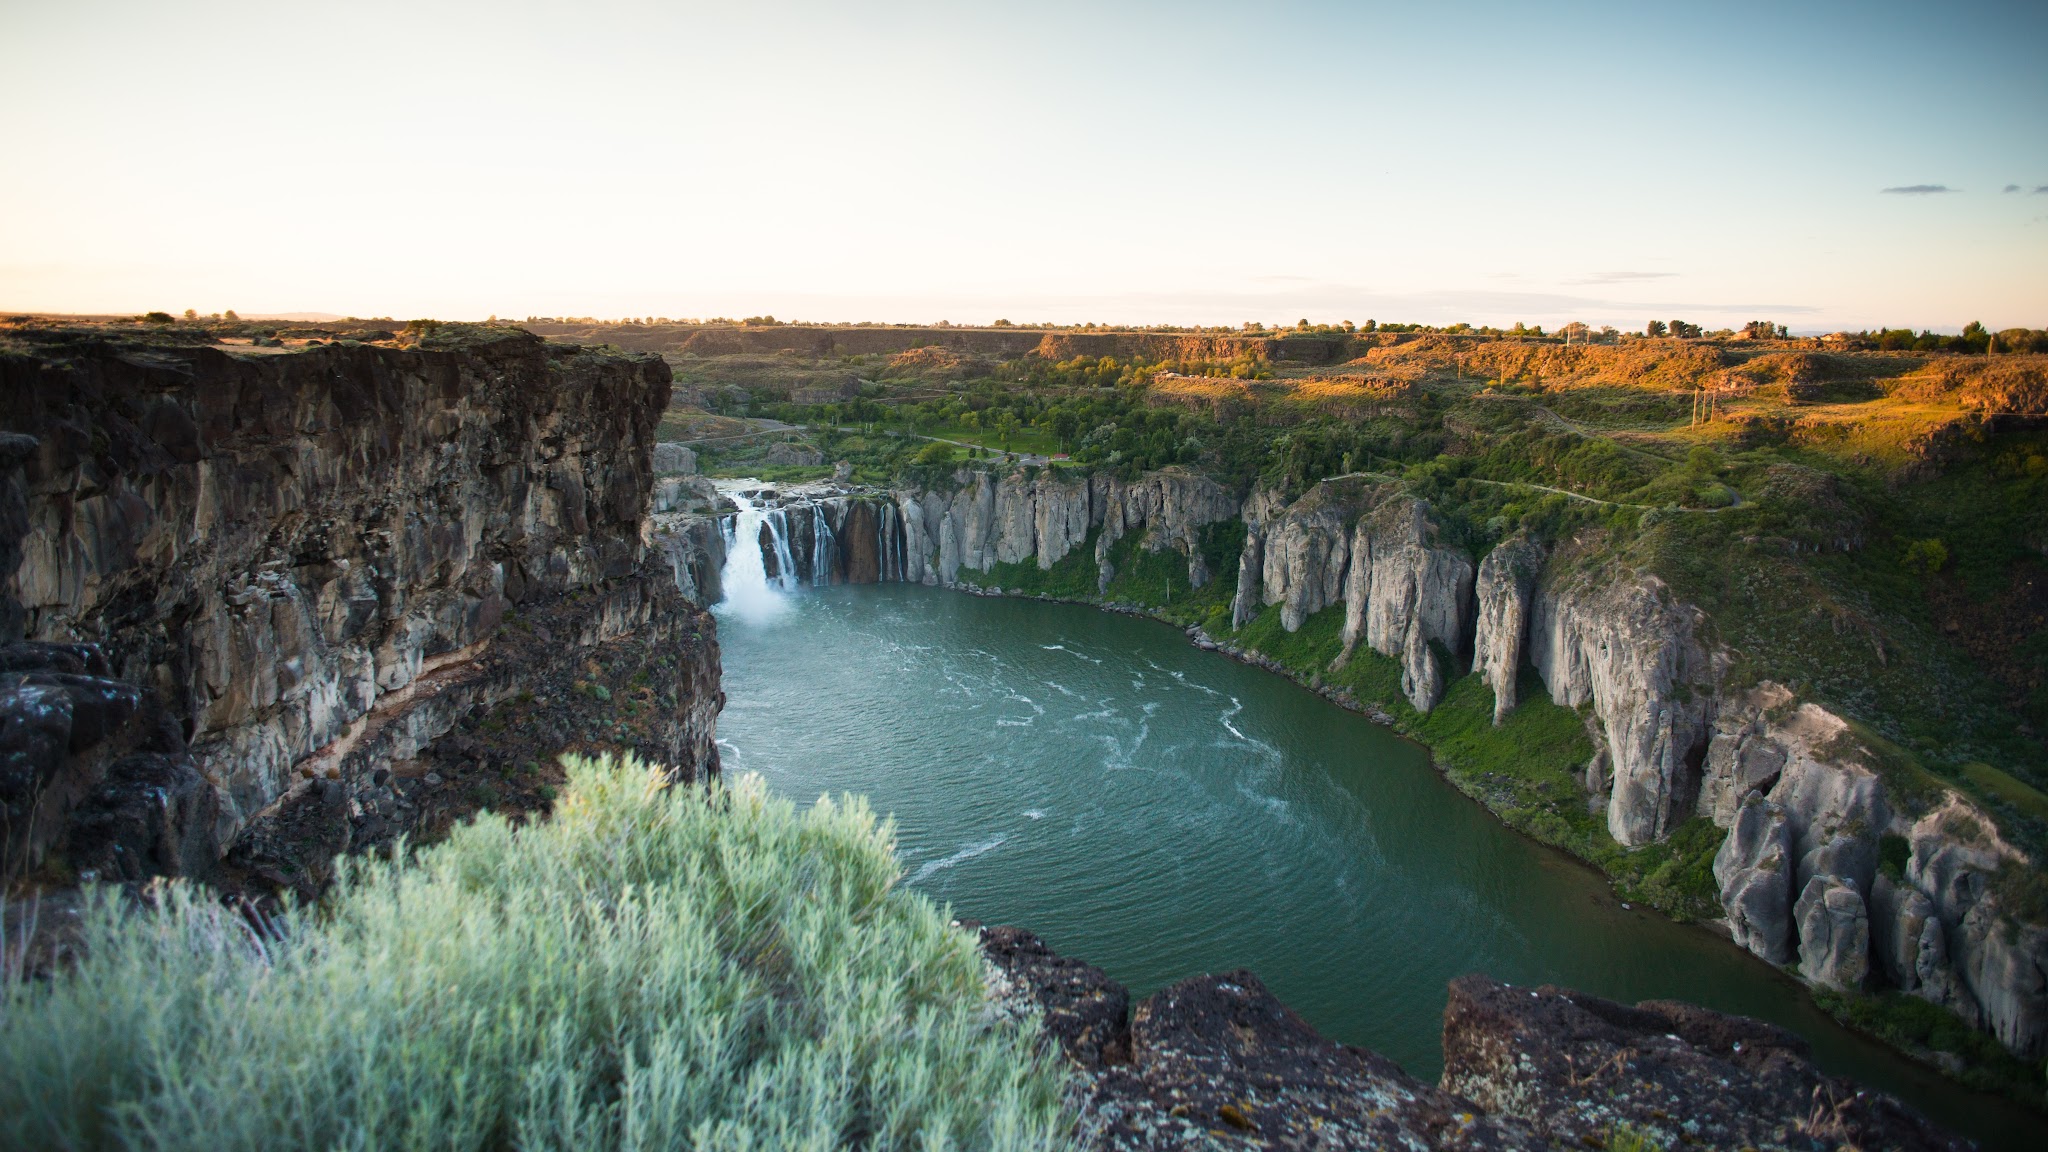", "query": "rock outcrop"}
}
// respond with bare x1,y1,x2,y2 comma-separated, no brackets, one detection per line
1229,479,1474,711
982,929,1964,1152
651,441,696,475
0,325,723,891
1469,533,1543,724
1715,791,1797,964
1527,551,1713,846
1794,871,1872,990
980,927,1542,1151
1,640,219,884
1440,975,1967,1151
1906,797,2048,1057
1339,494,1474,711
